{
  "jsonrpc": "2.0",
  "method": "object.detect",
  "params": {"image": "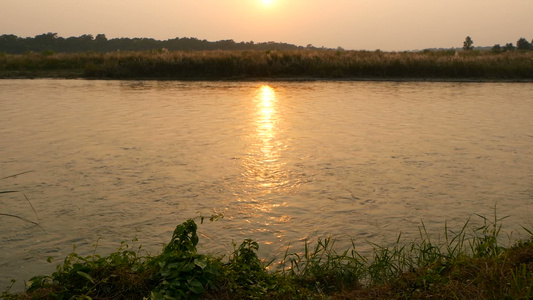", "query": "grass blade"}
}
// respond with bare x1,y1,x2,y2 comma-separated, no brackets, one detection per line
0,213,46,232
0,170,34,180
